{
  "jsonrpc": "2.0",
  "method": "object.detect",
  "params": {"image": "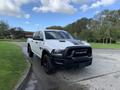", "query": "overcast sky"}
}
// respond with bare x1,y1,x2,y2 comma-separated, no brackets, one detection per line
0,0,120,31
